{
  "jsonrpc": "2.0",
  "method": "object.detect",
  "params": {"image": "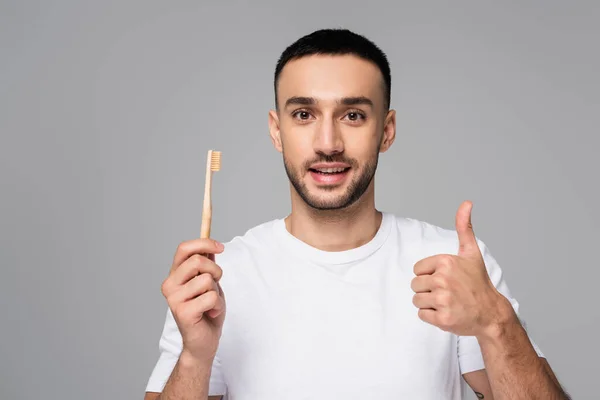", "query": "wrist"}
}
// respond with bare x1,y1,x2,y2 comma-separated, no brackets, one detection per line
478,295,520,343
179,348,215,370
